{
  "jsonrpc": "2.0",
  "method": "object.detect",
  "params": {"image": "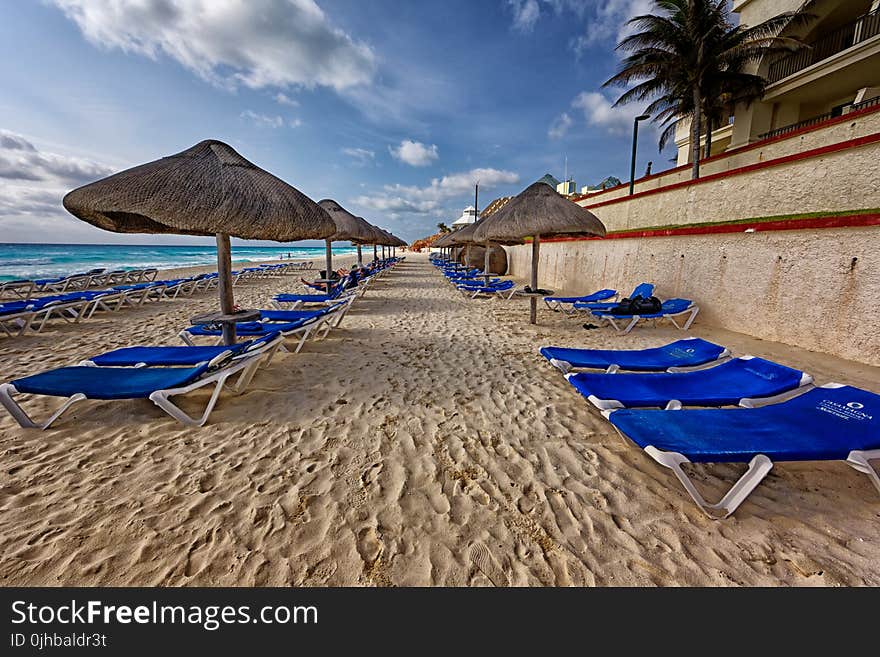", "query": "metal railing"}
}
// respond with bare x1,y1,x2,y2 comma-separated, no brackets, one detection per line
758,95,880,140
767,7,880,84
